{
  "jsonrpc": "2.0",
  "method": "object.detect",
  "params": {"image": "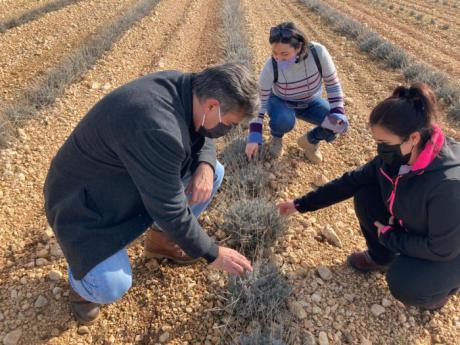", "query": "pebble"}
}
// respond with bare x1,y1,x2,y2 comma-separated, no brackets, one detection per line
49,243,63,257
185,307,193,314
311,293,322,303
318,331,329,345
288,300,307,320
35,258,48,266
77,326,90,335
381,298,392,307
2,329,22,345
36,248,49,258
321,225,343,248
159,332,170,343
370,304,385,317
313,173,328,186
34,295,48,308
48,270,62,281
317,266,332,281
304,331,316,345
